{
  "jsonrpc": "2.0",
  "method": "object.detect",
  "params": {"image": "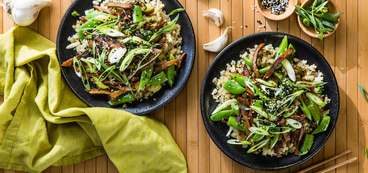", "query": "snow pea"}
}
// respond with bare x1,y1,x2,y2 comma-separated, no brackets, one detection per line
210,109,234,121
212,99,238,114
108,93,135,106
308,101,321,123
300,134,314,155
259,66,271,74
133,5,144,23
243,57,253,67
224,80,245,95
306,92,326,108
227,116,246,132
313,115,331,134
300,99,312,120
167,66,176,87
167,54,177,87
149,72,167,86
276,36,288,58
320,12,341,23
138,68,153,91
